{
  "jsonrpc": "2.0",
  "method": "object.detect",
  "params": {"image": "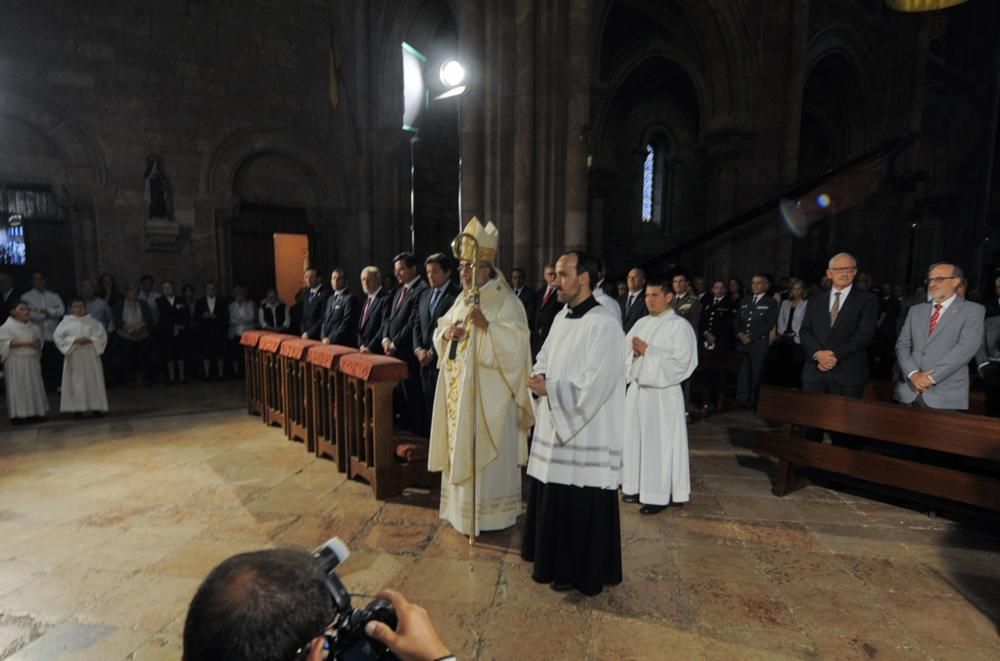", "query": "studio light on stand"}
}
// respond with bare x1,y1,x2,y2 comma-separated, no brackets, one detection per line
434,58,467,232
